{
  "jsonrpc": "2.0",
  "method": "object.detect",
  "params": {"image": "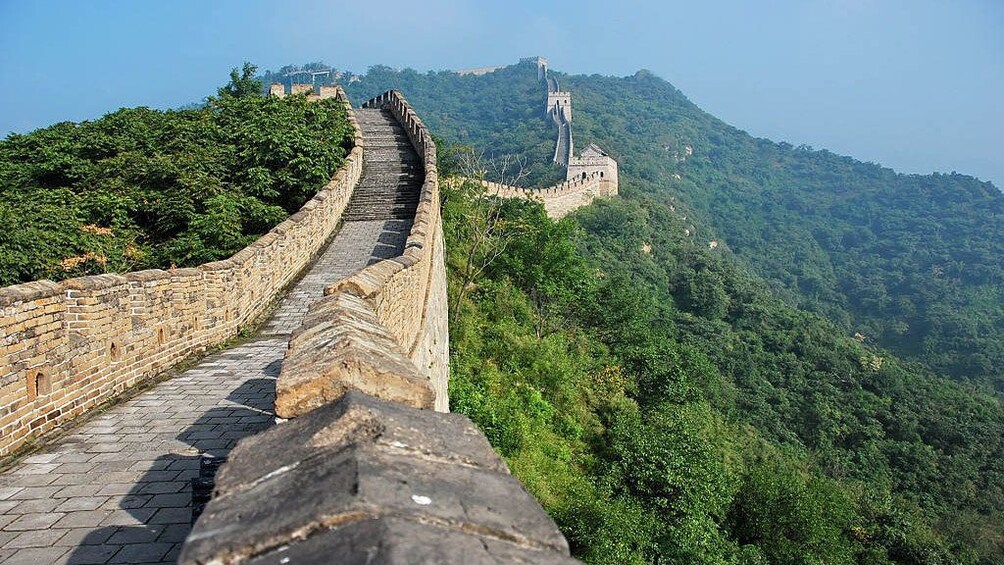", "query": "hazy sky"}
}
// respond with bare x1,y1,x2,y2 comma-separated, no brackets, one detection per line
1,0,1000,188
